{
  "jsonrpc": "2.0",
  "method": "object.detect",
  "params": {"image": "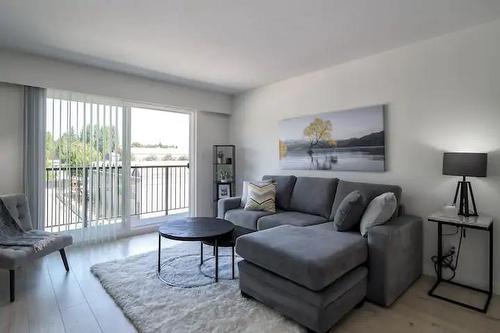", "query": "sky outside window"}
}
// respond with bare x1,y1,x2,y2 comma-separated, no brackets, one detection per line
131,107,189,164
